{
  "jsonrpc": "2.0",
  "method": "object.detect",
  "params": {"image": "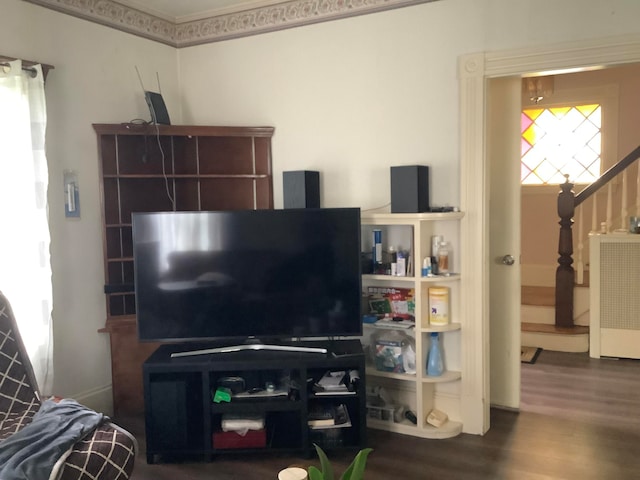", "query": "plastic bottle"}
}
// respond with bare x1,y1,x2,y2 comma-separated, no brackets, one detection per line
396,250,406,276
389,246,397,276
431,235,443,258
437,242,449,274
373,229,383,271
426,332,444,376
421,257,431,277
